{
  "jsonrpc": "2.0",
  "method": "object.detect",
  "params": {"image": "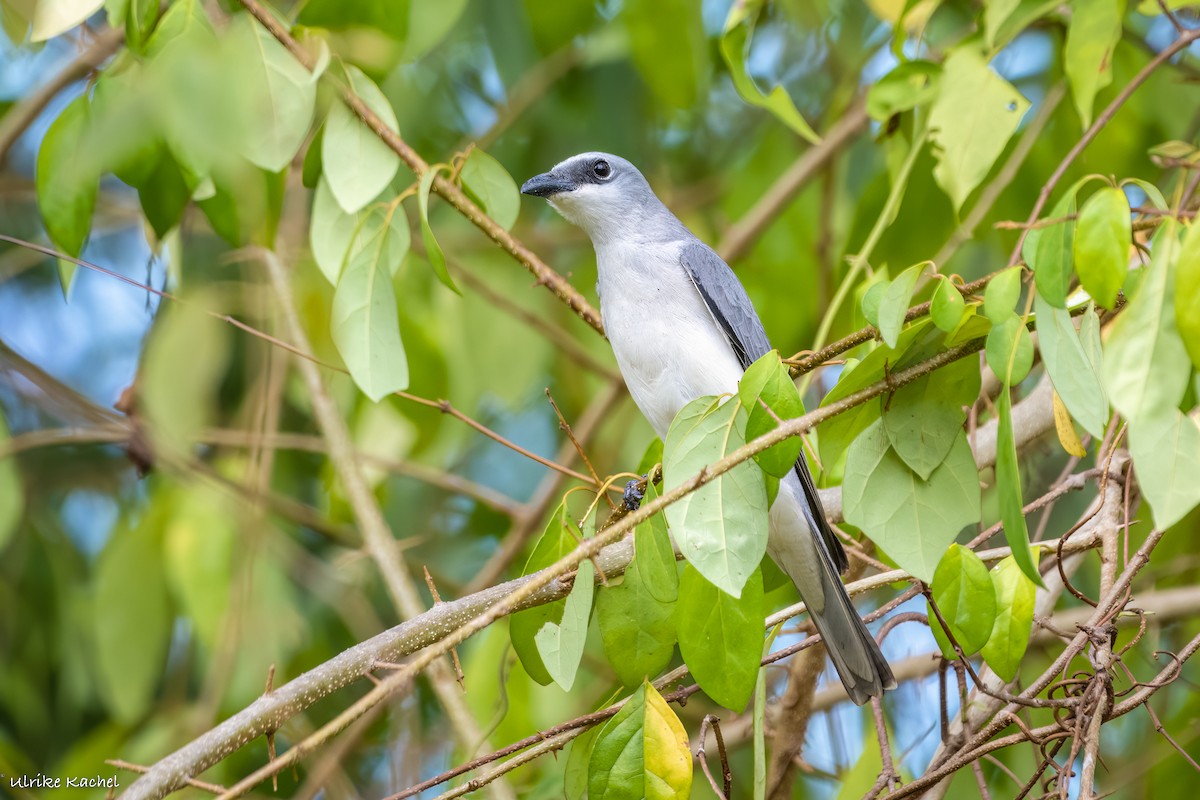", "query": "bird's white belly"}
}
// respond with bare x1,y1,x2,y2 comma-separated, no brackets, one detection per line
598,249,746,438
